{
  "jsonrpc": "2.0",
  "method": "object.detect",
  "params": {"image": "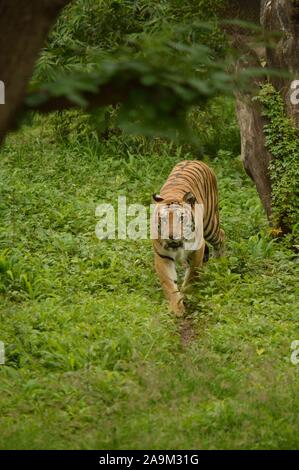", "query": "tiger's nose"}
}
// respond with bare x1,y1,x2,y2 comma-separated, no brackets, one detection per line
167,240,183,249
